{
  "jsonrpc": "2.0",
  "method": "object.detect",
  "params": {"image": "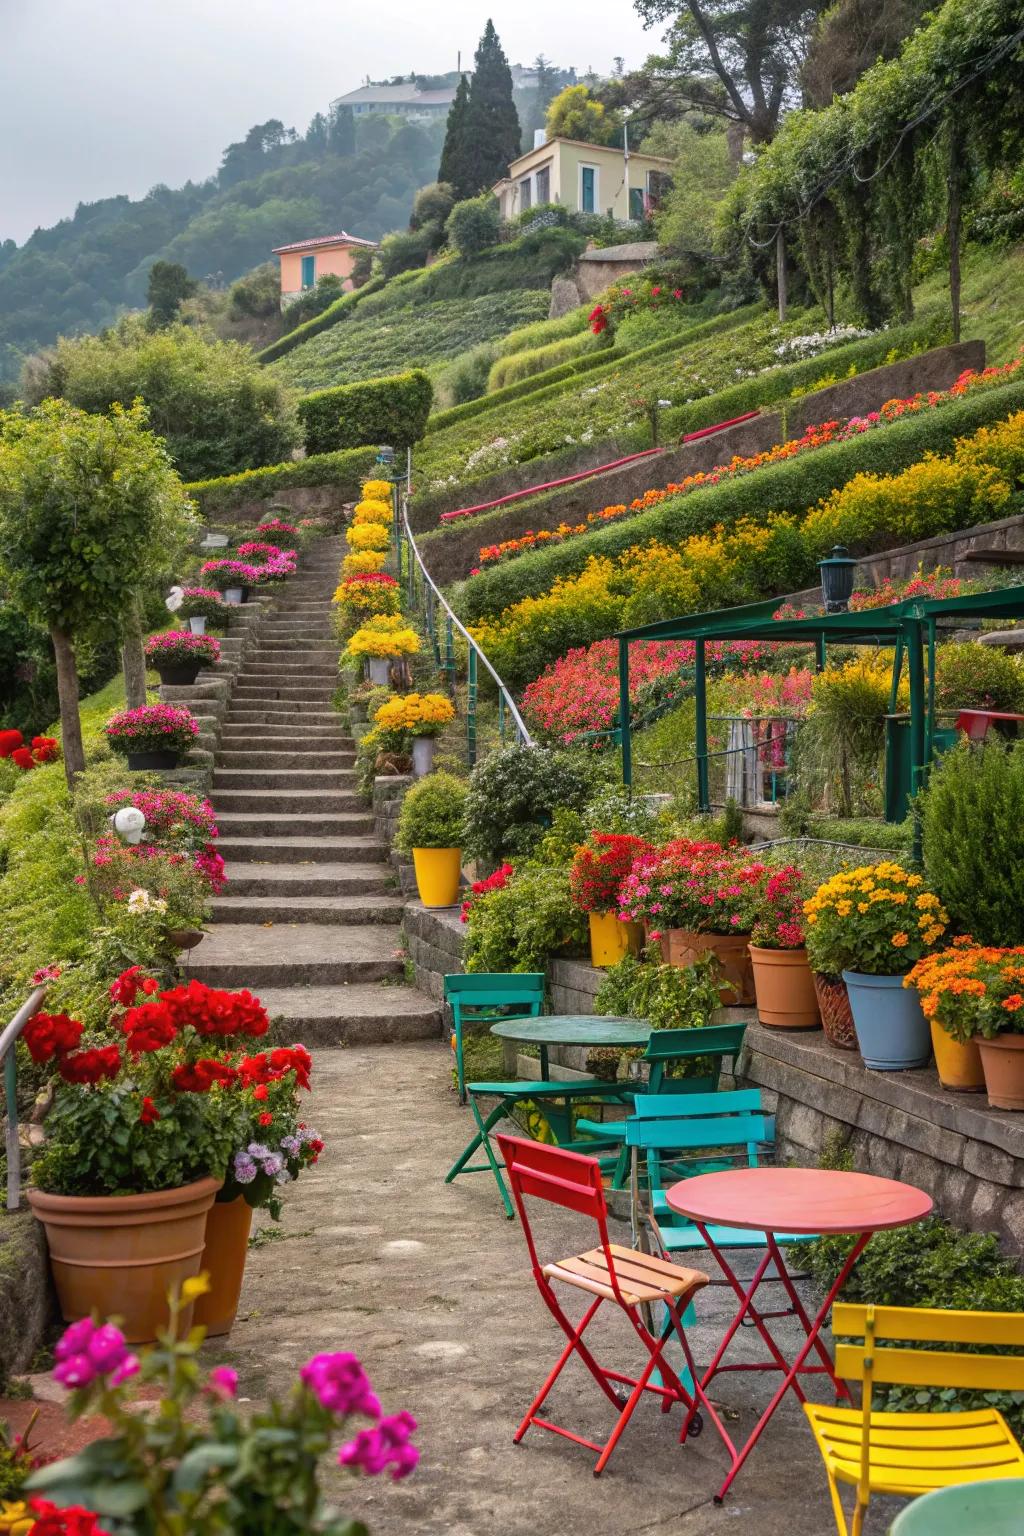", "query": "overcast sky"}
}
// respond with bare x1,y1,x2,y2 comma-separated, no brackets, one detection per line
0,0,657,245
